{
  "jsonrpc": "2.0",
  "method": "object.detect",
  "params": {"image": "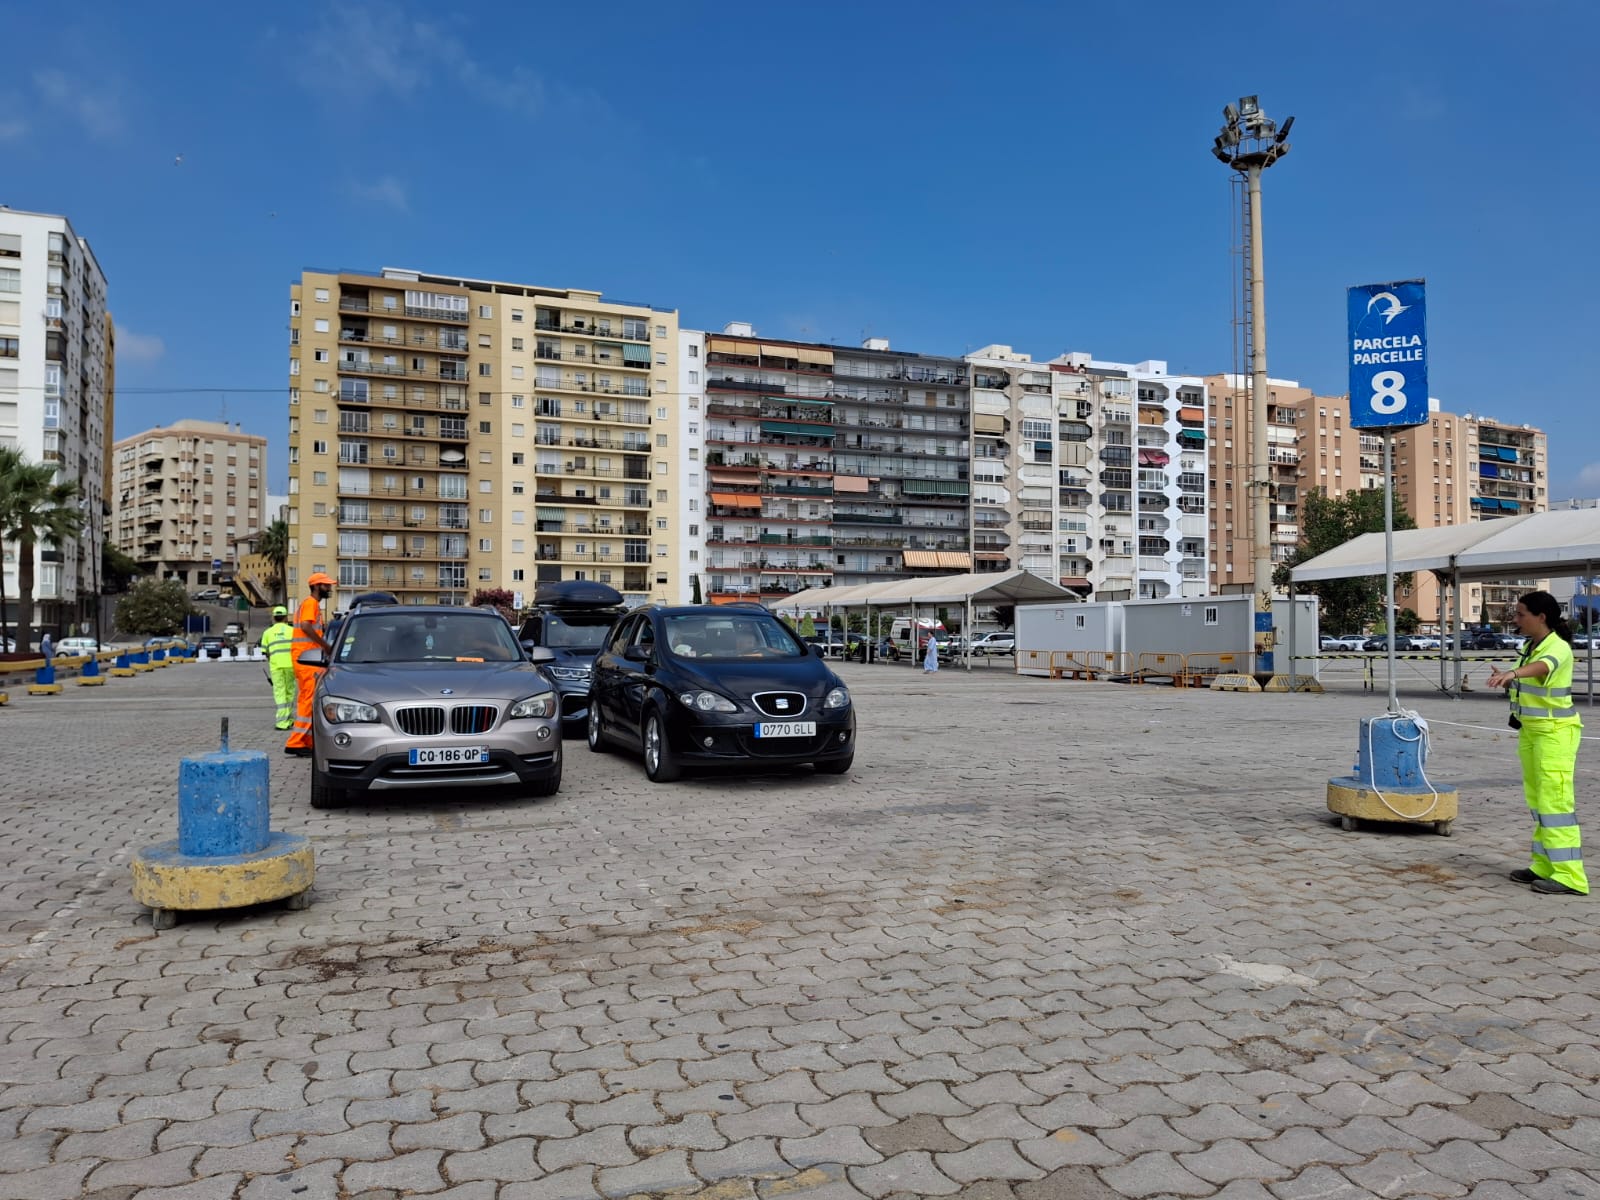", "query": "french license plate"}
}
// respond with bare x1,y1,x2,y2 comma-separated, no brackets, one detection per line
408,746,490,766
754,721,815,739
